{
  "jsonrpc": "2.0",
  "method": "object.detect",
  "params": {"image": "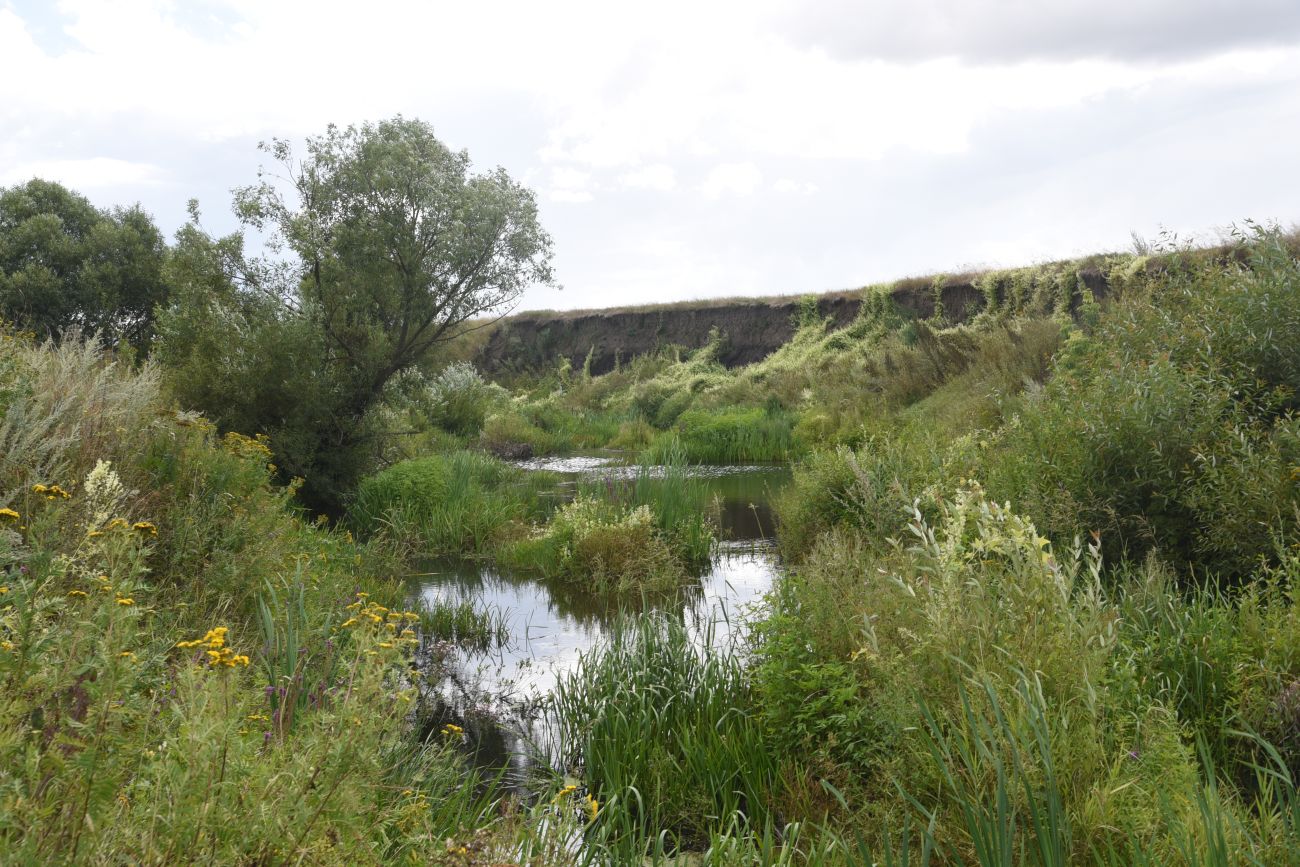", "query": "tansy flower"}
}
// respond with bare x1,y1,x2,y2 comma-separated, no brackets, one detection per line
0,508,19,521
440,723,463,737
132,522,158,537
0,586,8,595
119,651,136,660
67,589,88,598
31,484,47,494
116,597,135,606
378,641,394,649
